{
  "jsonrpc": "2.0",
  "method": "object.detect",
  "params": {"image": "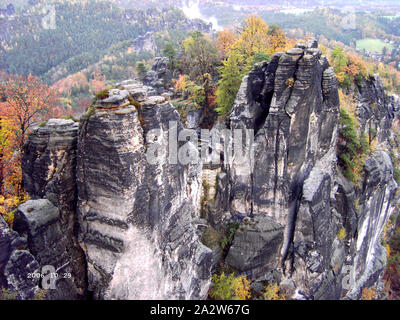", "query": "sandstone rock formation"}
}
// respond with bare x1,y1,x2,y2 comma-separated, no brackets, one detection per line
76,87,213,299
2,85,212,300
226,216,284,277
143,57,173,95
1,39,399,301
0,215,39,300
19,118,87,299
211,39,400,299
